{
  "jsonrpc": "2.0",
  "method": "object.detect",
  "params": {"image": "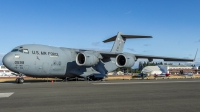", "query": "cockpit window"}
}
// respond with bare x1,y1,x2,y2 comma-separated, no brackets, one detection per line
12,49,29,54
11,49,18,52
19,49,23,53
